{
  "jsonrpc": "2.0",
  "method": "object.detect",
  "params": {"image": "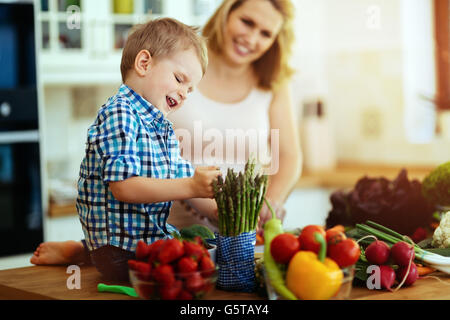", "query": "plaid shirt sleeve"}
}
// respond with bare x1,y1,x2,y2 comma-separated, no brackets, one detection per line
173,137,194,178
90,99,141,182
